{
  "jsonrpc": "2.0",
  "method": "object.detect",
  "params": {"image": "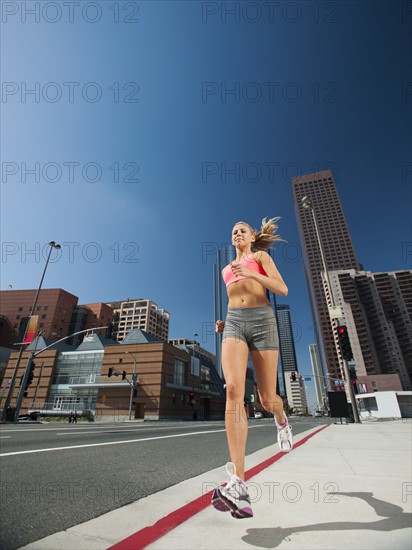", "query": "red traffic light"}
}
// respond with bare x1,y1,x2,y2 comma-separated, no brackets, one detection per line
337,325,353,361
